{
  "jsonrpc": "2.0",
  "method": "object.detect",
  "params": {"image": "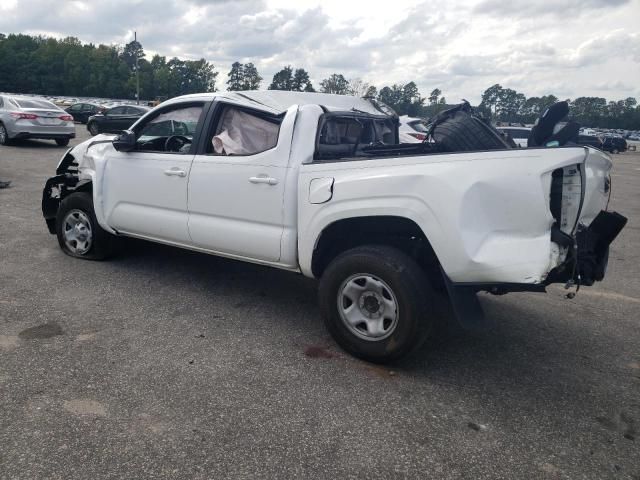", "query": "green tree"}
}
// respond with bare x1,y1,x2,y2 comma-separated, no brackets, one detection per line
479,84,503,118
570,97,608,127
242,62,262,90
226,62,244,91
320,73,349,94
428,88,441,105
120,40,144,72
364,85,378,98
269,66,294,90
292,68,313,92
